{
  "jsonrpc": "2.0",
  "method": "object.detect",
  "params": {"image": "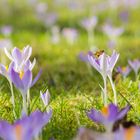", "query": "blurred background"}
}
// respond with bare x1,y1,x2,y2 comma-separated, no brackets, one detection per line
0,0,140,139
